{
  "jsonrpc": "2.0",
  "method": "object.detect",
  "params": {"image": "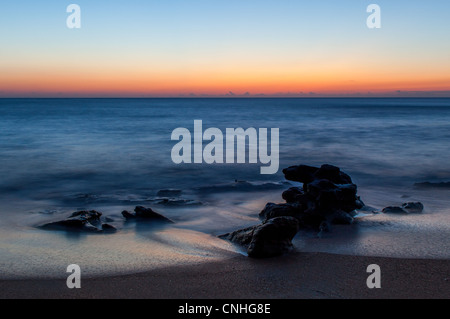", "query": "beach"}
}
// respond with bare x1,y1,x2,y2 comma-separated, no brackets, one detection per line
2,0,450,303
1,252,448,299
0,98,449,299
